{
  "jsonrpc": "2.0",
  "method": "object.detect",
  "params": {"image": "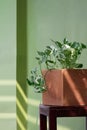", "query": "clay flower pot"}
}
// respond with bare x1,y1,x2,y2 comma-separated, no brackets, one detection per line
42,69,87,106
